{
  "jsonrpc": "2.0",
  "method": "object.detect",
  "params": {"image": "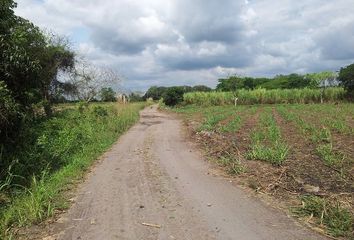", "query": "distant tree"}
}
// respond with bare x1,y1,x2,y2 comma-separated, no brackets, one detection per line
338,63,354,98
192,85,212,92
216,75,244,91
243,77,255,90
143,86,167,100
287,73,309,88
129,92,144,102
71,60,121,102
100,87,116,102
162,87,184,106
305,71,337,88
